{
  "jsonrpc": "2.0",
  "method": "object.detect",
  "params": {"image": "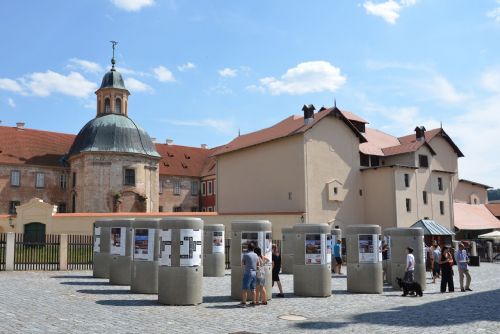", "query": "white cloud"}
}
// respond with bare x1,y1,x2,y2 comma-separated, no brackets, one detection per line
0,78,23,93
125,78,153,93
255,61,346,95
481,68,500,93
363,0,417,24
423,75,467,104
245,84,266,93
23,71,96,98
153,66,175,82
7,98,15,108
206,83,233,95
163,118,236,135
117,67,148,77
177,62,195,72
110,0,155,11
218,68,238,78
487,1,500,22
67,58,103,74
